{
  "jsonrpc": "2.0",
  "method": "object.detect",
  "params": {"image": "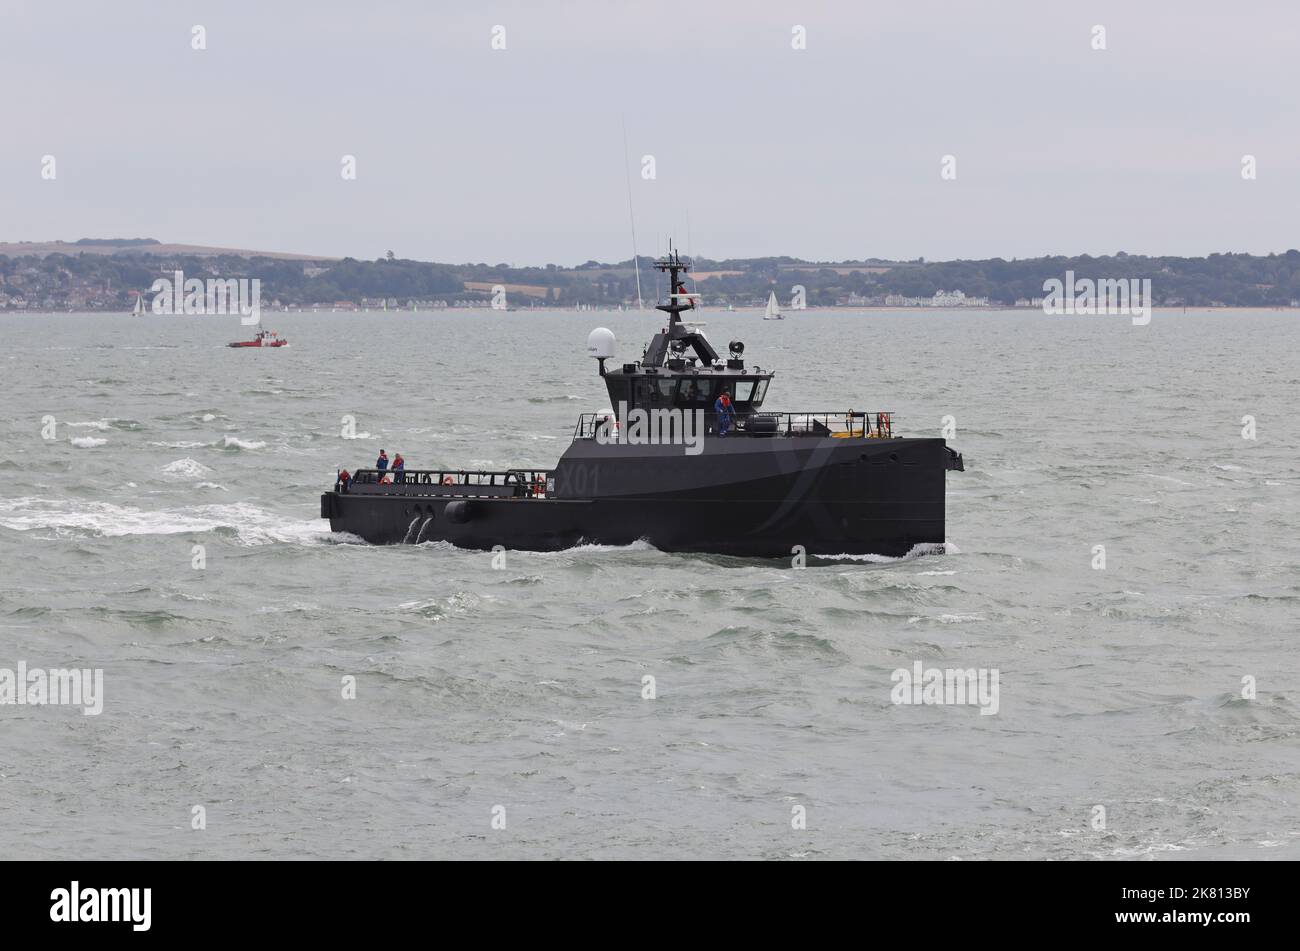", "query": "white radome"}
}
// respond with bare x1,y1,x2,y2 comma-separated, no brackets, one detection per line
586,327,617,360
